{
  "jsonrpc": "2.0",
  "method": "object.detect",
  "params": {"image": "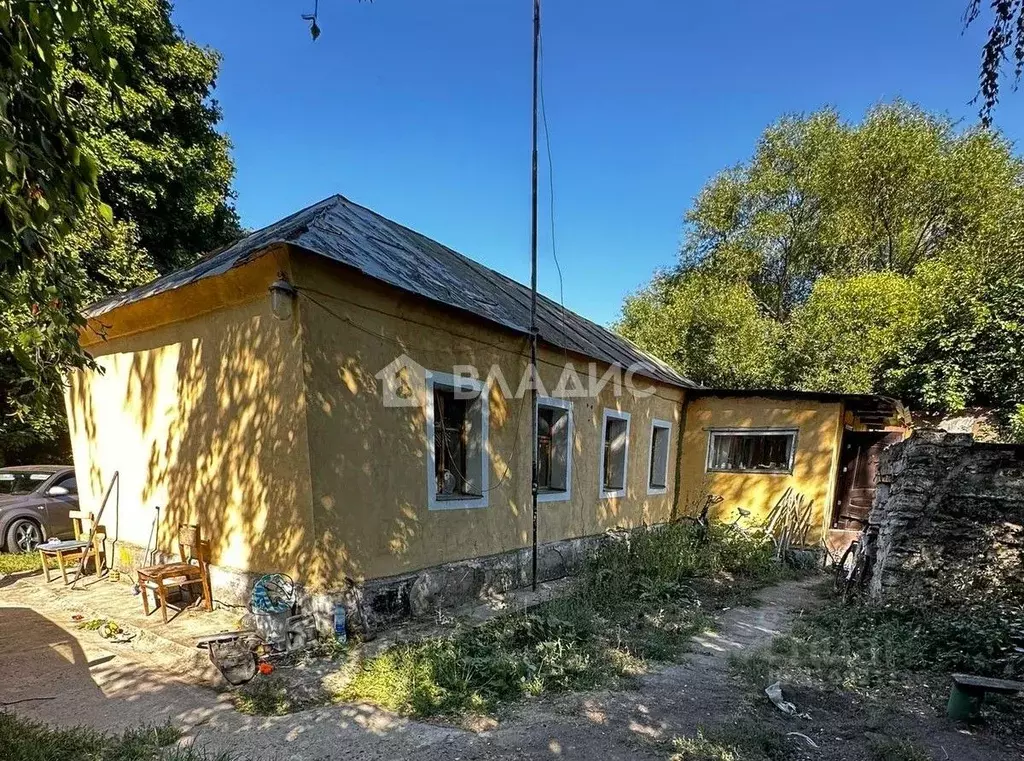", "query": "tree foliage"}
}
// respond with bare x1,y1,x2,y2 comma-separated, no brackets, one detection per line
618,103,1024,434
965,0,1024,126
0,0,240,463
